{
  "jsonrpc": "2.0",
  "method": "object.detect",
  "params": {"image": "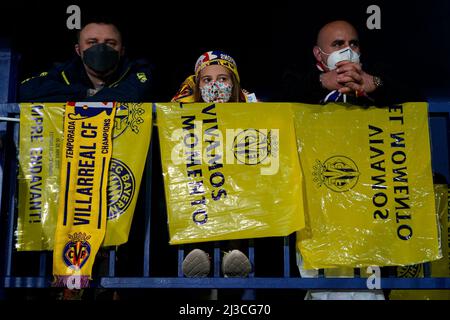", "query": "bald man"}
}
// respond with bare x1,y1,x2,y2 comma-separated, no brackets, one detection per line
281,20,415,105
313,20,379,100
20,20,152,102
